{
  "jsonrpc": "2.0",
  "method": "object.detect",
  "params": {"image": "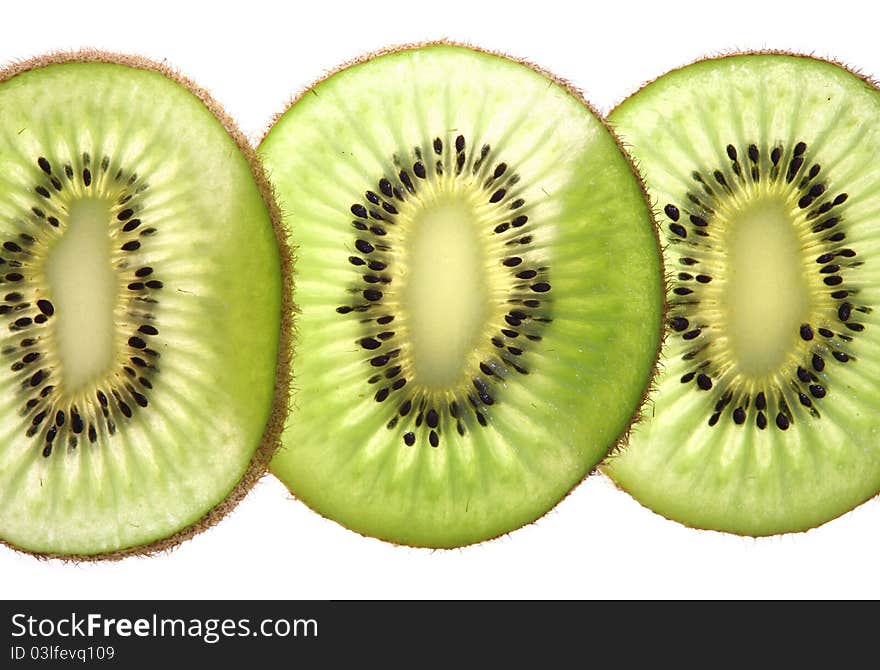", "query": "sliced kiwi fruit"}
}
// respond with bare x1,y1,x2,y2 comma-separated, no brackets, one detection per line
260,43,663,548
604,52,880,535
0,51,290,558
